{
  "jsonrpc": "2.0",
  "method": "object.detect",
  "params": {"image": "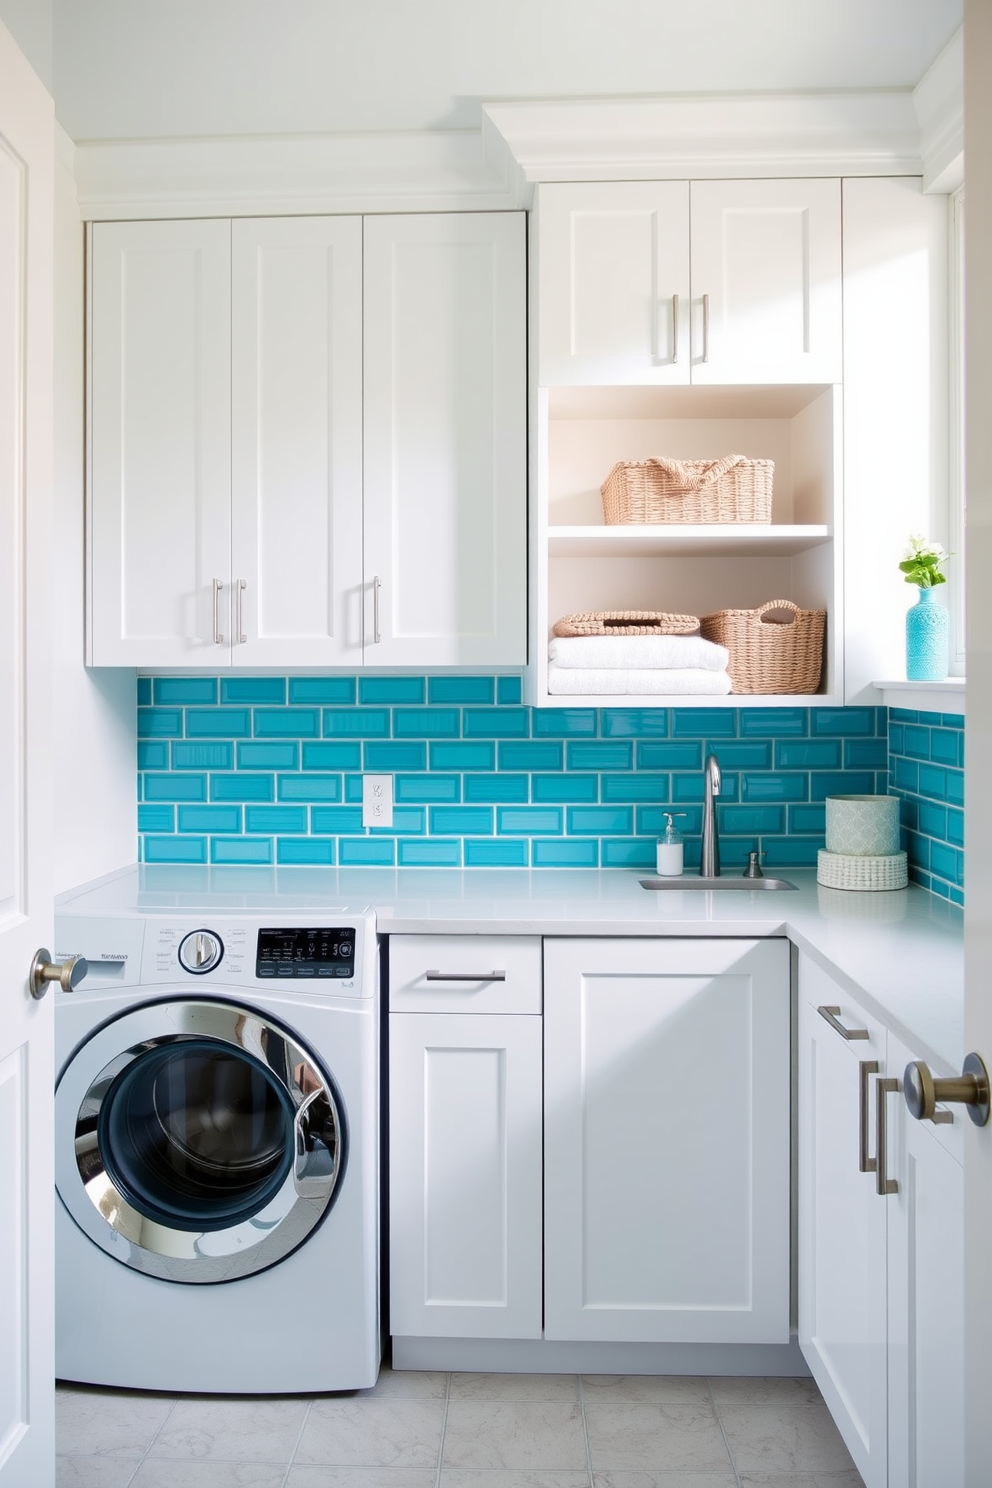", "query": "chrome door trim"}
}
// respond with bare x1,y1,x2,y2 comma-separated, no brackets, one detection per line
55,997,346,1284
